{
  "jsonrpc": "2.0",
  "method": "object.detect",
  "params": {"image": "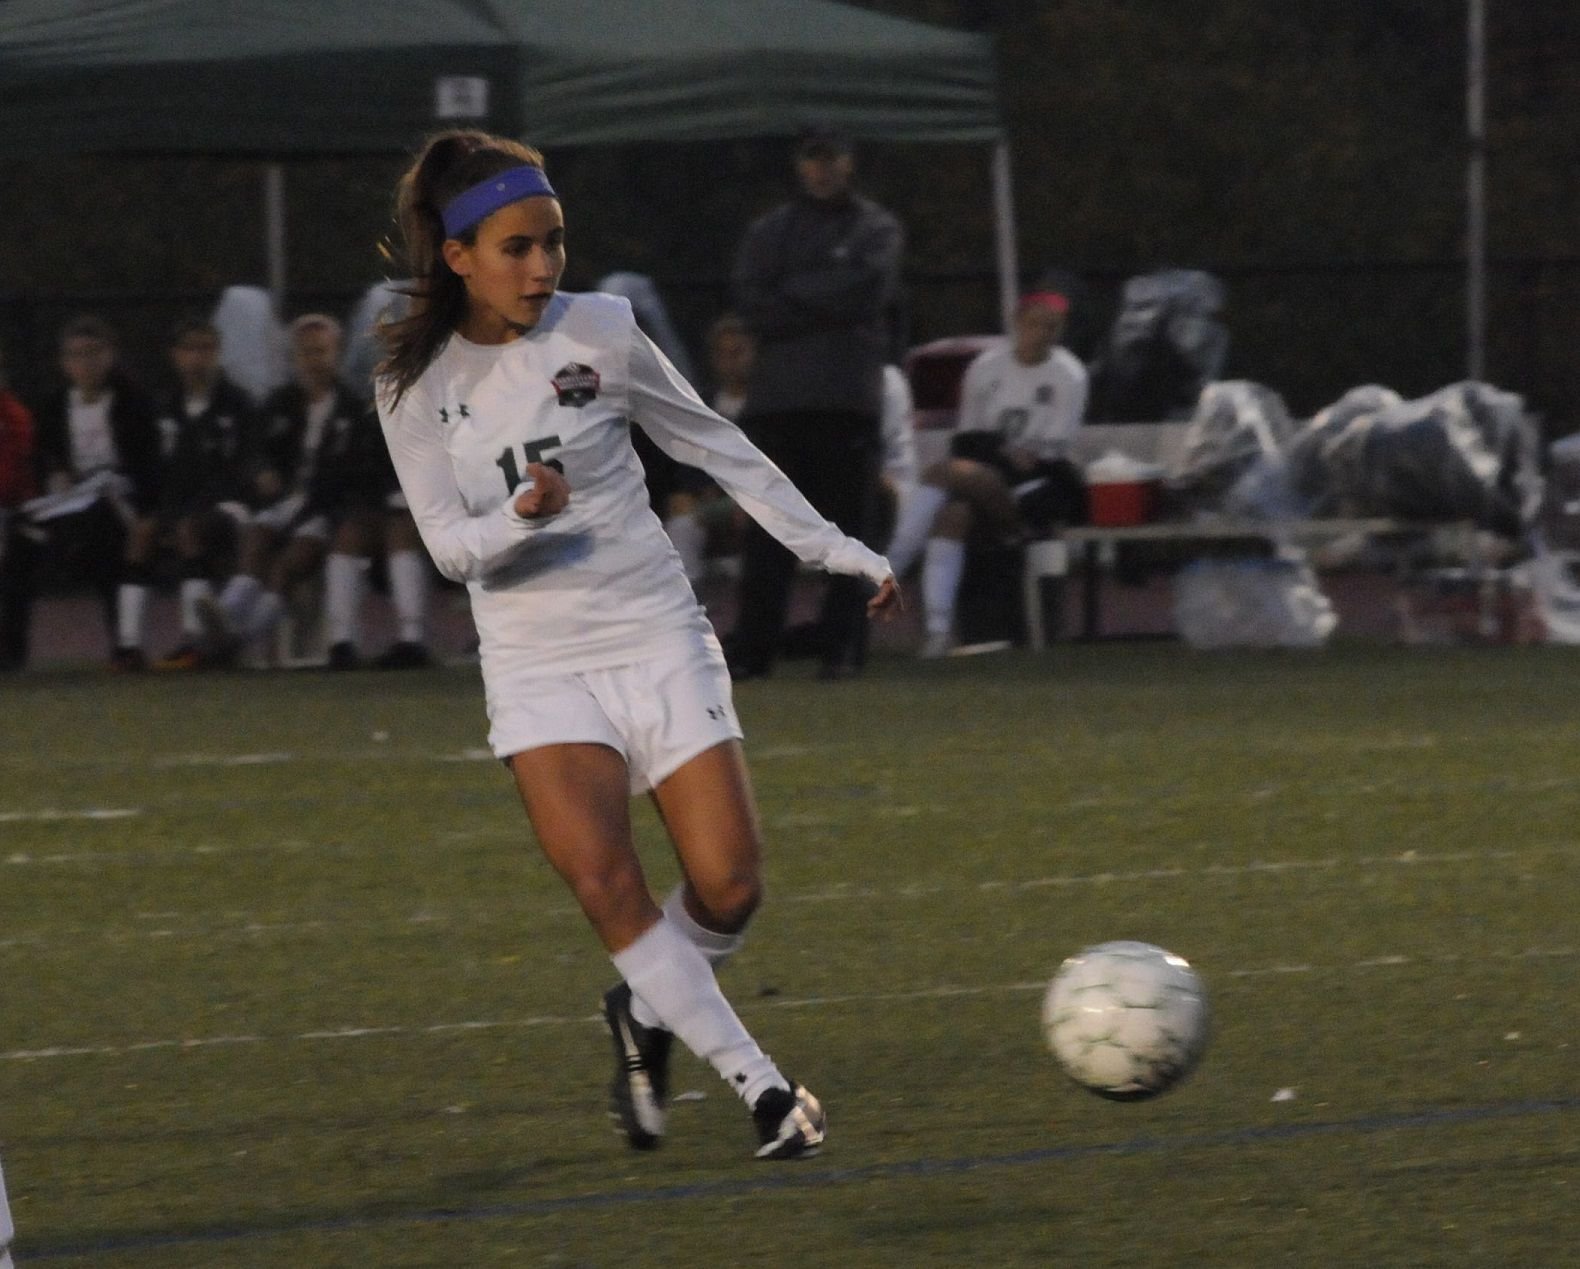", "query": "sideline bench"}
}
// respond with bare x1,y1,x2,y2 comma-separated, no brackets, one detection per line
1022,517,1493,648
